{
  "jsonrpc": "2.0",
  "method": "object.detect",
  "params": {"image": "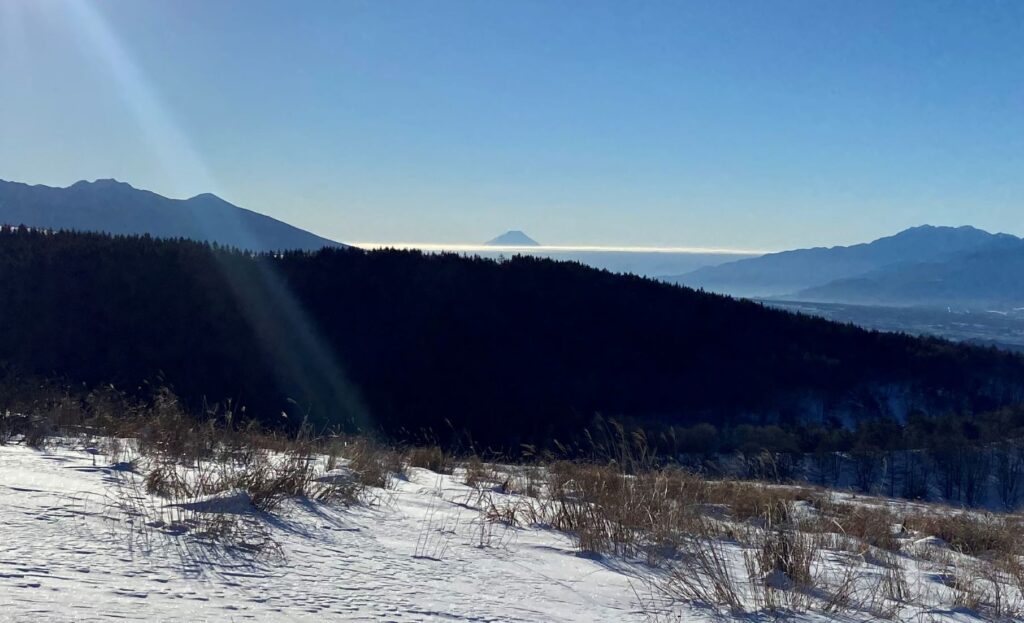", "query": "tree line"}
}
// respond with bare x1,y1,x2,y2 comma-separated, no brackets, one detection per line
1,227,1023,454
628,407,1024,509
